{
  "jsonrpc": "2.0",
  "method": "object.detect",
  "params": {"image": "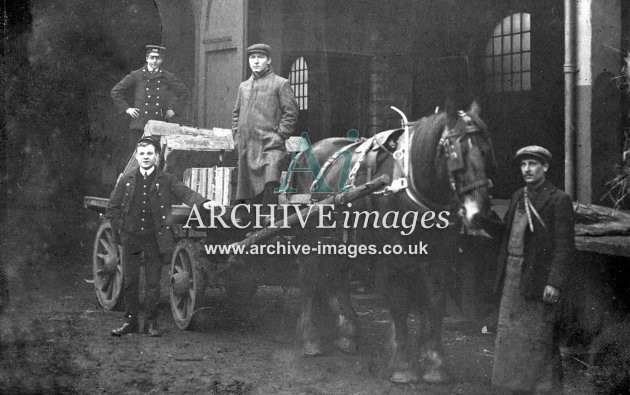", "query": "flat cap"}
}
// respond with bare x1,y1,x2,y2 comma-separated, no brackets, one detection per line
515,145,551,163
145,45,166,56
137,135,161,153
247,43,272,57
